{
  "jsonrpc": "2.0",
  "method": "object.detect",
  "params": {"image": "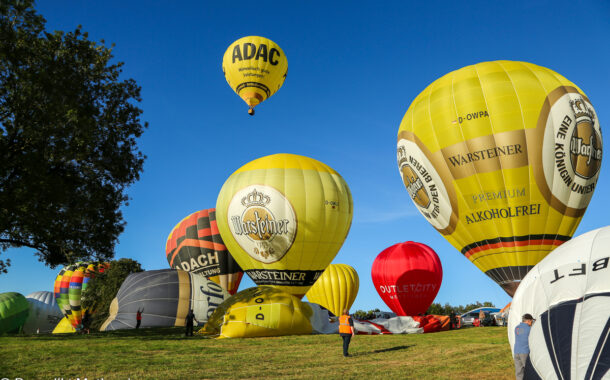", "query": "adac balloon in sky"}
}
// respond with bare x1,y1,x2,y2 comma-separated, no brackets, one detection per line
372,242,442,316
166,208,243,295
508,226,610,379
222,36,288,115
200,286,331,338
101,269,230,331
396,60,602,296
22,291,63,334
53,262,109,329
306,263,359,317
0,292,29,333
216,153,353,298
